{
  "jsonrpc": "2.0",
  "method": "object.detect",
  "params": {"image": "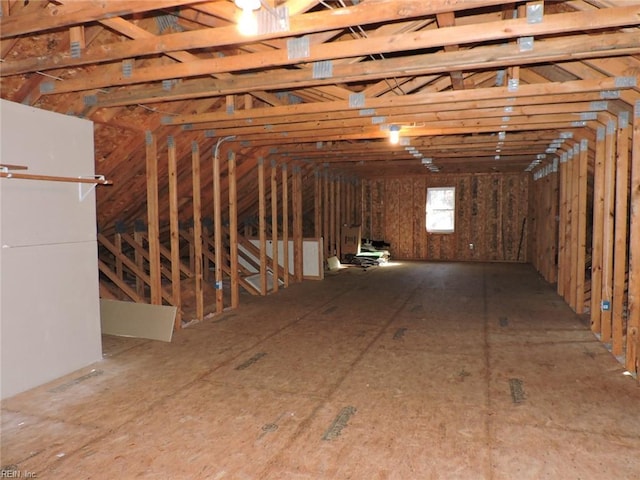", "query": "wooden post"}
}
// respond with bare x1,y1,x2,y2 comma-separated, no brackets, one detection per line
258,157,267,295
567,145,578,309
282,164,290,287
114,233,123,279
626,101,640,377
575,141,588,314
601,118,617,343
168,136,182,328
612,112,630,357
270,160,279,293
557,155,567,298
213,143,224,311
314,169,321,239
134,230,145,297
191,141,204,322
323,170,330,260
145,131,162,305
590,126,606,334
293,165,303,283
335,176,341,261
229,150,240,308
